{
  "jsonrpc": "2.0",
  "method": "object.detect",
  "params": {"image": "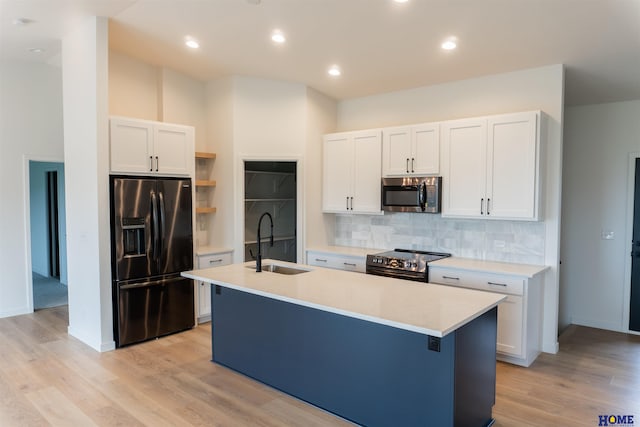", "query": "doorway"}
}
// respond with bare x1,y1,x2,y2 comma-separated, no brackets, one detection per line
630,158,640,331
244,161,297,263
29,161,68,310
